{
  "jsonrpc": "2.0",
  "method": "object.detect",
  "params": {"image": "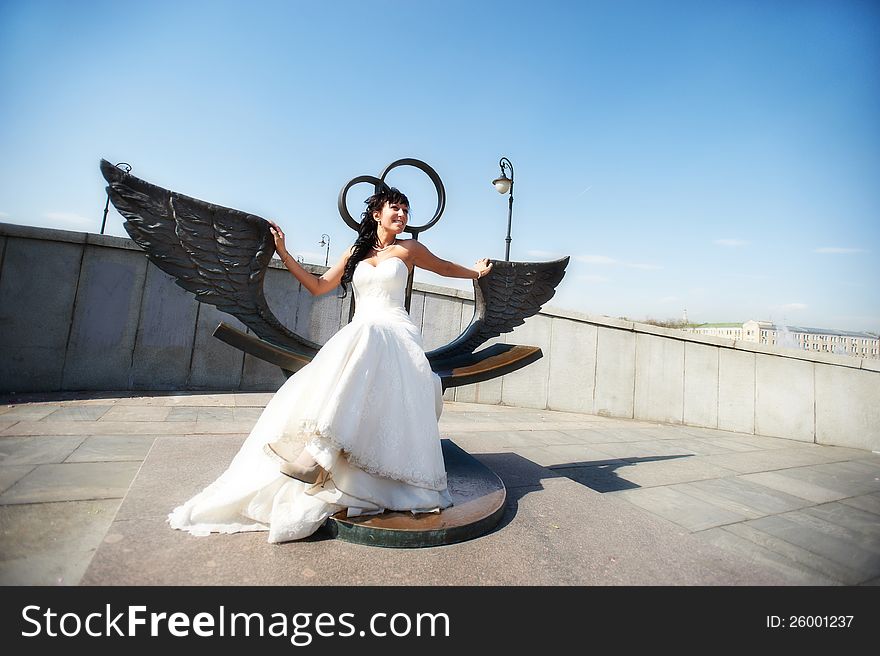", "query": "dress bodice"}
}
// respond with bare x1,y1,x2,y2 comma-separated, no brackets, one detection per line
352,256,408,316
